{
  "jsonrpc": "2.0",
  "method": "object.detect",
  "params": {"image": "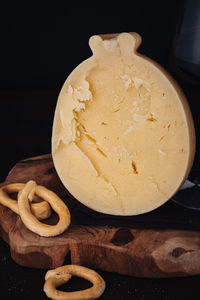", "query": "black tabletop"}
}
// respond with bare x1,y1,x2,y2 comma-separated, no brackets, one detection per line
1,1,200,298
1,237,200,300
